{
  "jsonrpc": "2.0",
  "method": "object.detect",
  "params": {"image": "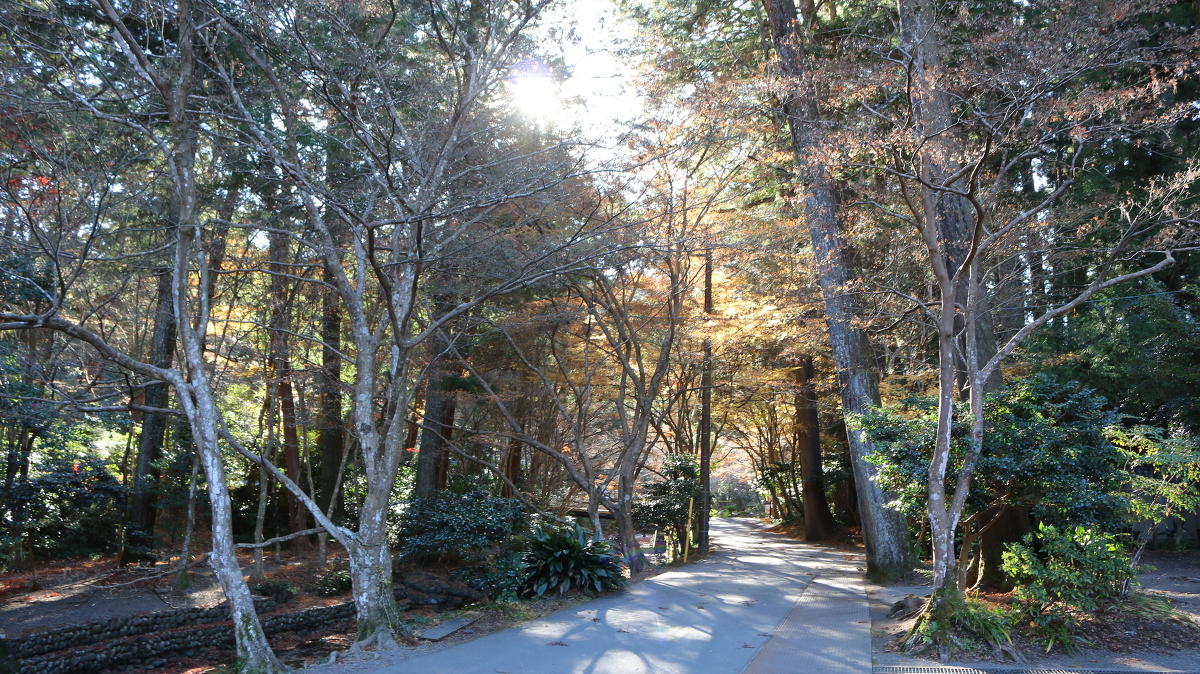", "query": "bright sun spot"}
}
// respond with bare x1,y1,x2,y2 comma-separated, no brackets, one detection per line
508,59,564,124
